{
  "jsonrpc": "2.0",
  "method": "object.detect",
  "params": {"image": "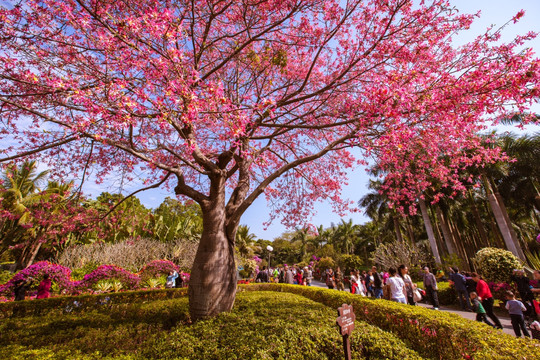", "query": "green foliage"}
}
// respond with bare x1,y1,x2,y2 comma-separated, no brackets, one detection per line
0,270,14,285
241,284,540,360
473,247,523,283
0,291,422,360
338,254,363,272
70,262,100,281
144,277,164,289
317,256,335,270
94,280,113,293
